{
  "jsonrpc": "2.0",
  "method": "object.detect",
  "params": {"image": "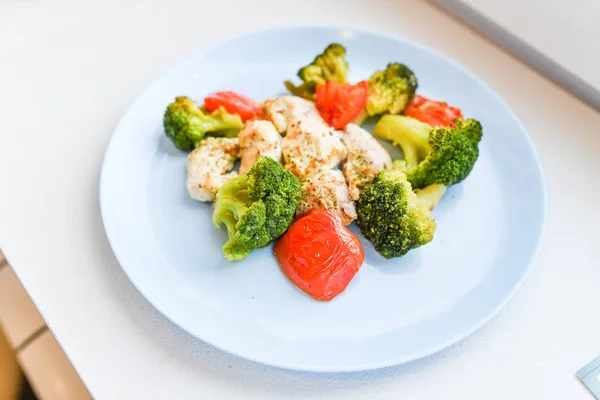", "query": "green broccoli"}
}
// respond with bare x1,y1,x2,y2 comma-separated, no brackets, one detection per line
356,168,445,259
163,96,243,150
353,63,418,125
284,43,349,99
212,157,302,261
373,115,482,189
367,62,418,116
